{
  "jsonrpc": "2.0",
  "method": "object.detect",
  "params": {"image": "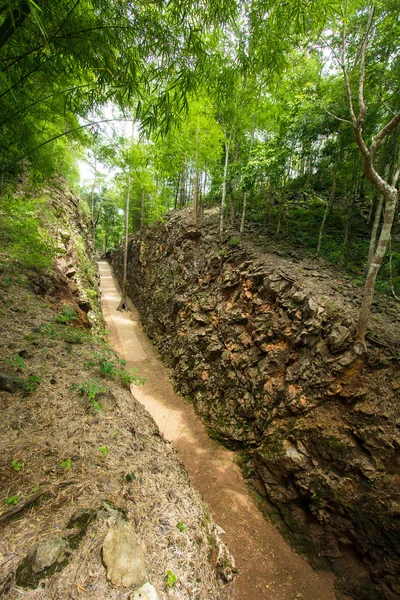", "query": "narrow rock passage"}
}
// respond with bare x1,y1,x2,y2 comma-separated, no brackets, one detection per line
98,260,337,600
